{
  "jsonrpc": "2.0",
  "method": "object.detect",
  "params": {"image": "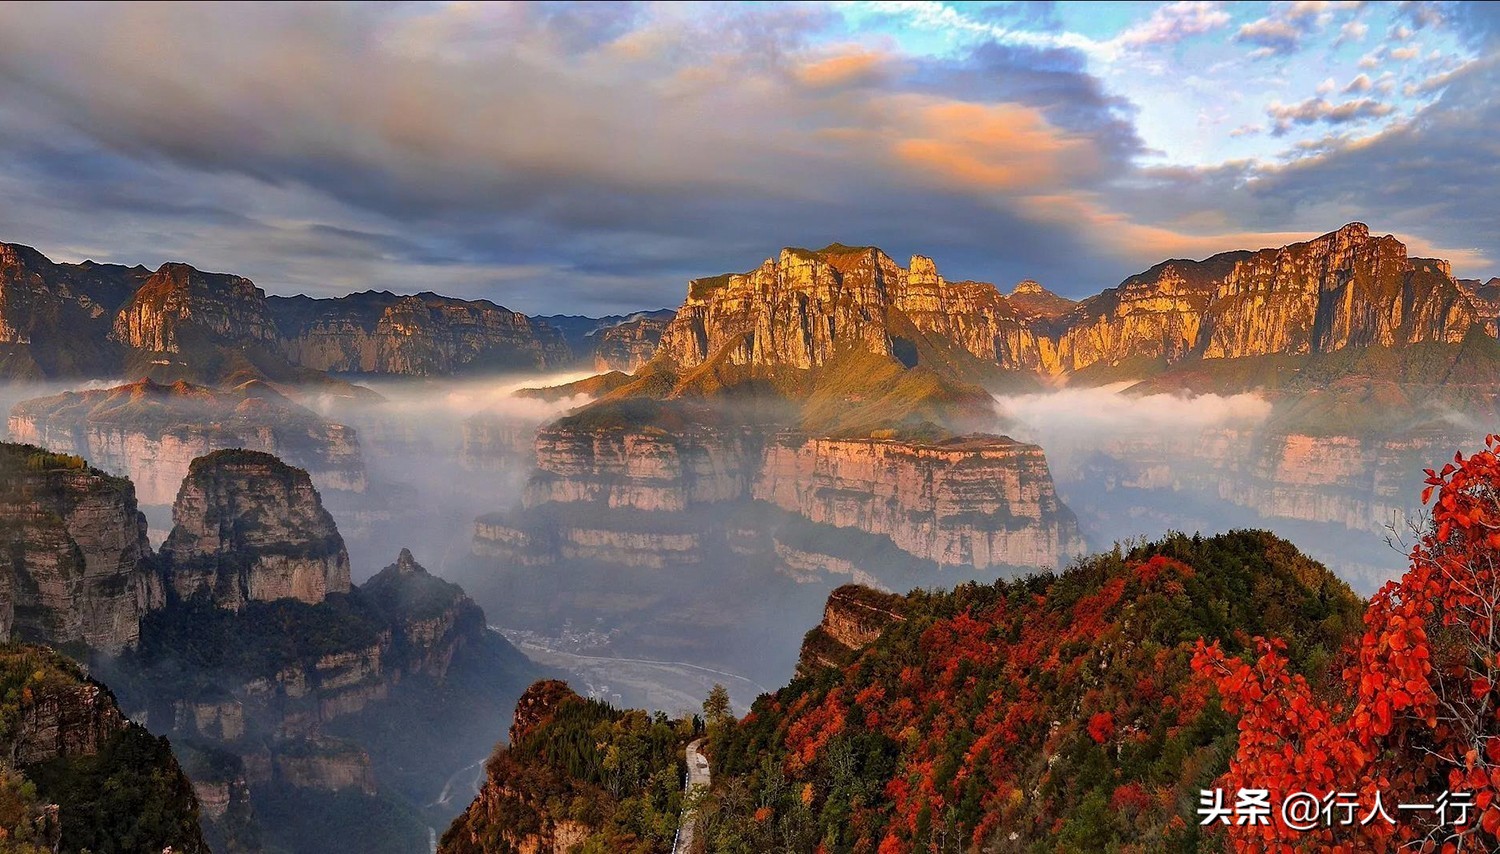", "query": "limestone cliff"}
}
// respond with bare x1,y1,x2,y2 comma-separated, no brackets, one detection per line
0,443,162,652
795,585,906,678
591,311,674,373
1459,277,1500,337
0,242,146,378
754,434,1084,569
1201,224,1473,358
653,223,1489,380
656,244,1027,372
9,378,368,504
503,425,1082,570
526,423,751,512
160,450,351,609
269,291,570,374
113,262,282,354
